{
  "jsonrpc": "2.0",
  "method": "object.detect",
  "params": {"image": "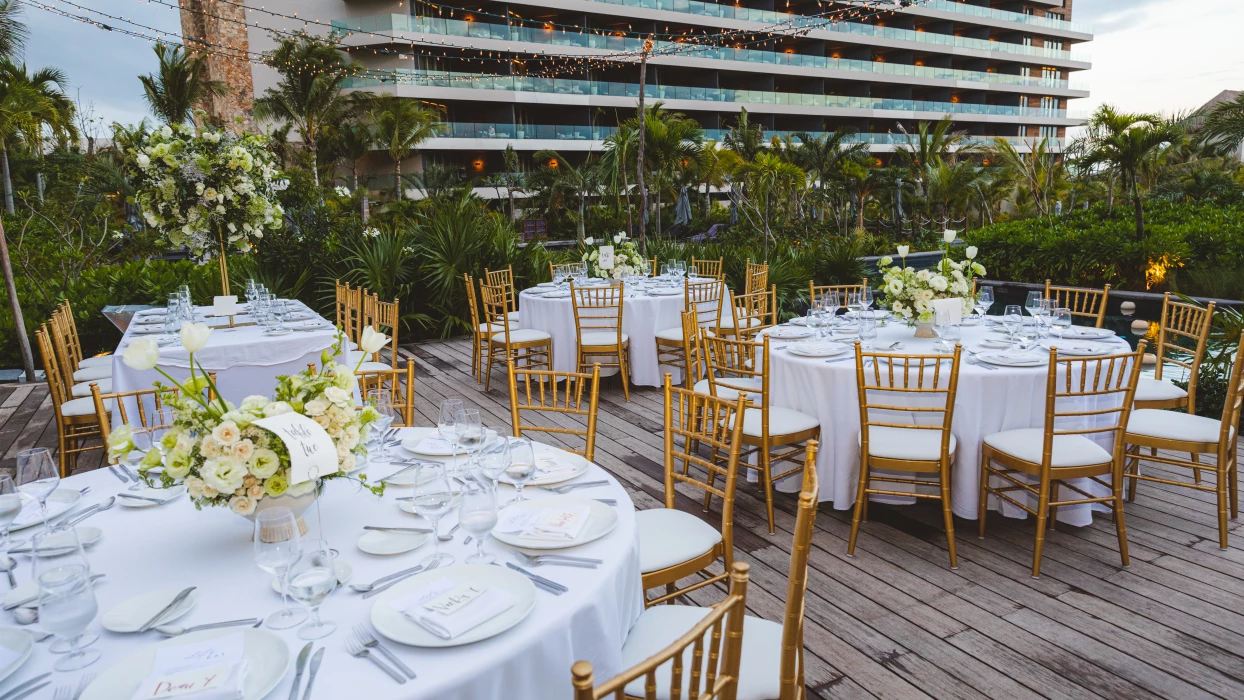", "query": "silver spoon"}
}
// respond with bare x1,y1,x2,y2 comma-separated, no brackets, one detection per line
438,524,459,542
